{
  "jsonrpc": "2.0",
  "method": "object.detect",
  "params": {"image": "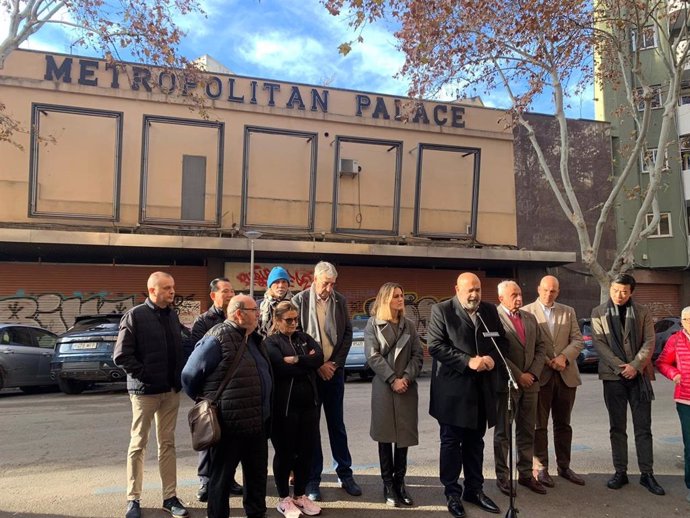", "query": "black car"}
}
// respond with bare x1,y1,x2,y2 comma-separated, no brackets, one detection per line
51,314,124,394
345,318,374,380
576,318,599,371
653,316,681,361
